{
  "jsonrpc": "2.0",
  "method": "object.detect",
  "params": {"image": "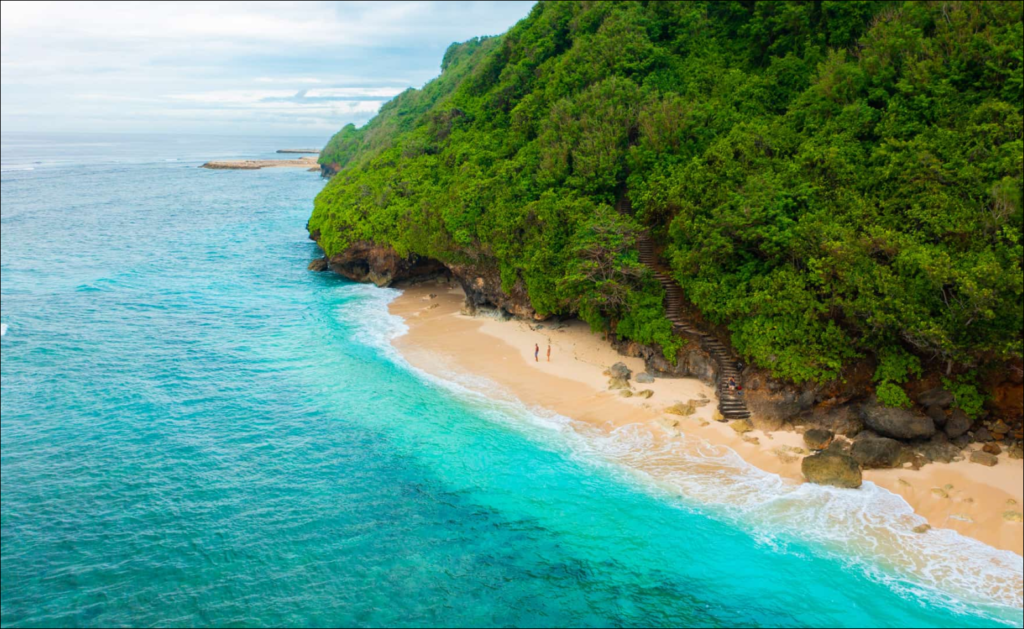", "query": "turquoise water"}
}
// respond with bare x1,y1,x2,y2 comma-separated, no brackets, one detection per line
1,133,1021,628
